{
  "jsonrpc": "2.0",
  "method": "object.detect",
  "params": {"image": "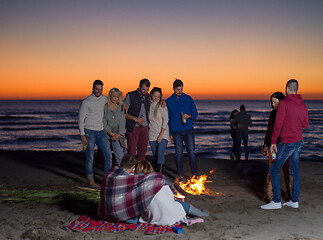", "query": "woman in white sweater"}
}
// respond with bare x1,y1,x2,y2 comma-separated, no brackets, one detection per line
148,87,170,173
